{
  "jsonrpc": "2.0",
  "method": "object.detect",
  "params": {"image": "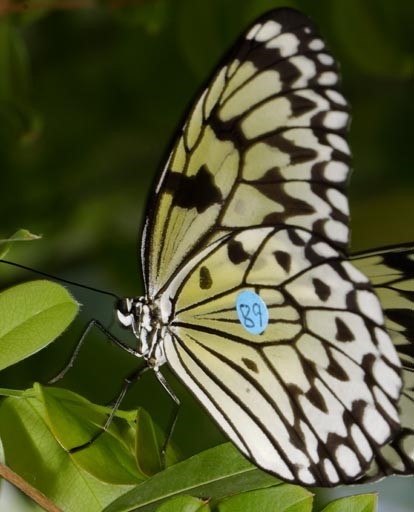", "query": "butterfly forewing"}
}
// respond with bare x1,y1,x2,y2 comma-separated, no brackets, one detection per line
143,8,351,297
140,8,404,486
